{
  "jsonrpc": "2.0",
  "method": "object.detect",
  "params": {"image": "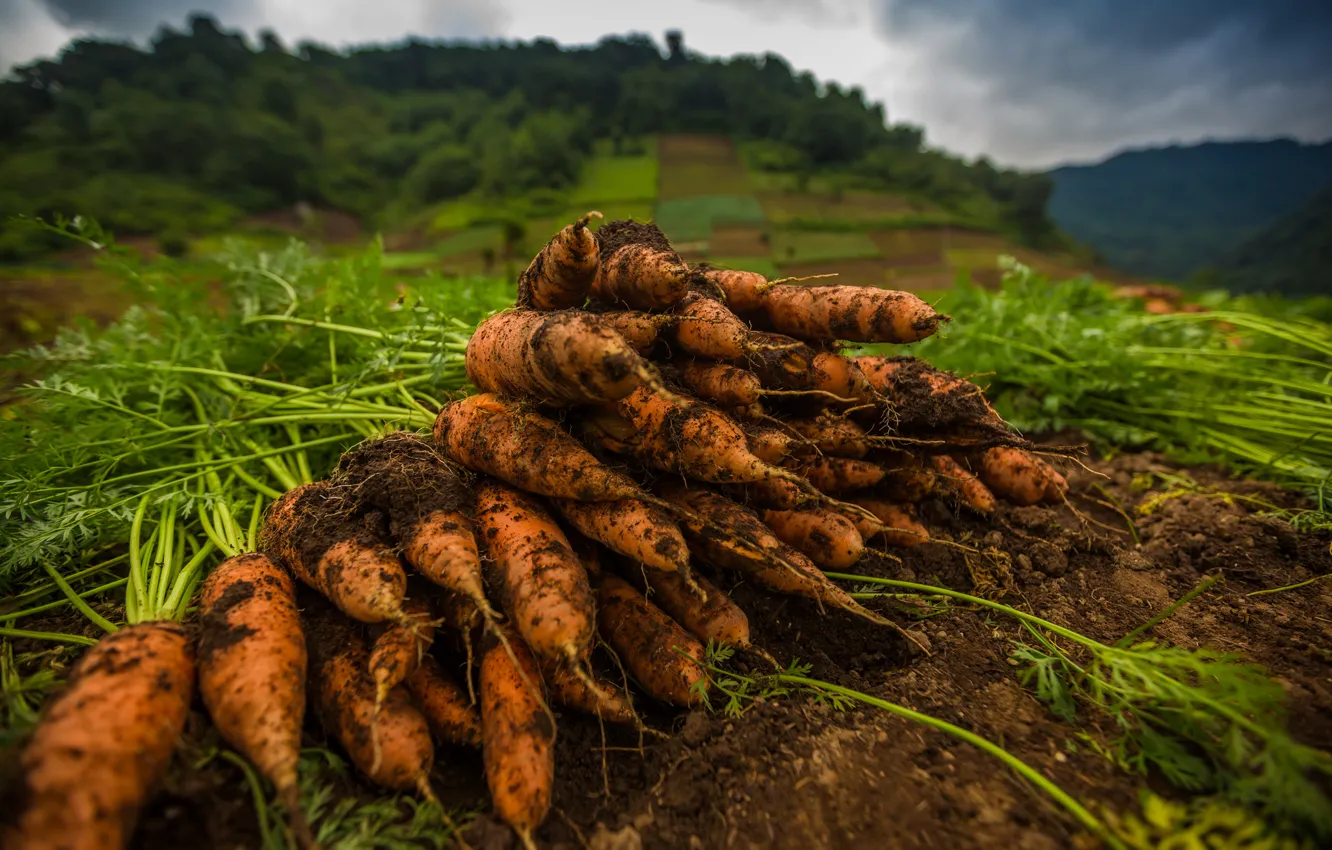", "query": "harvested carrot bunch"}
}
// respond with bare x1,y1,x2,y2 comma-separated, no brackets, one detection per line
9,215,1078,850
